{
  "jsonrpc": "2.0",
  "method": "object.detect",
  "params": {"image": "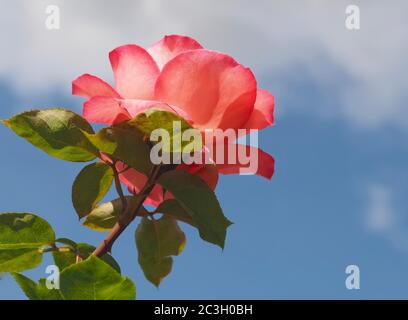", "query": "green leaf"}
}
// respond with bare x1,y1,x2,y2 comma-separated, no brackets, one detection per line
2,108,98,162
52,238,78,270
0,212,54,272
82,198,124,232
72,162,114,218
131,109,202,153
155,199,196,227
52,250,76,271
83,196,148,232
84,123,152,175
55,238,77,250
135,215,186,287
12,273,63,300
0,213,55,249
0,248,43,272
52,243,120,273
59,256,135,300
158,170,232,249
